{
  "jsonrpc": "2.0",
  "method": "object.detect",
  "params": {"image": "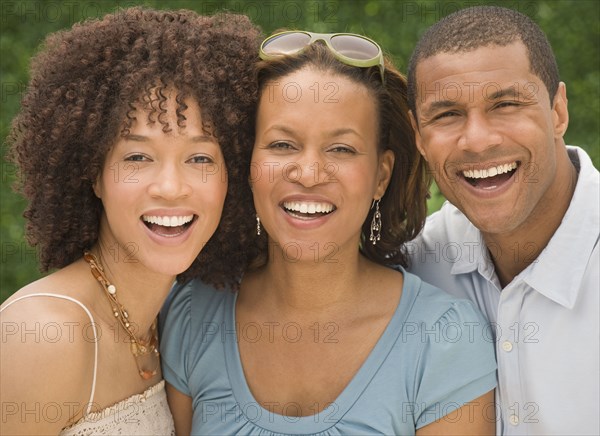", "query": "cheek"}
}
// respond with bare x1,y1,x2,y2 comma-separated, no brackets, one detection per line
98,178,136,205
343,159,380,190
201,172,228,205
249,156,279,198
250,175,272,213
418,131,445,158
511,119,554,152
